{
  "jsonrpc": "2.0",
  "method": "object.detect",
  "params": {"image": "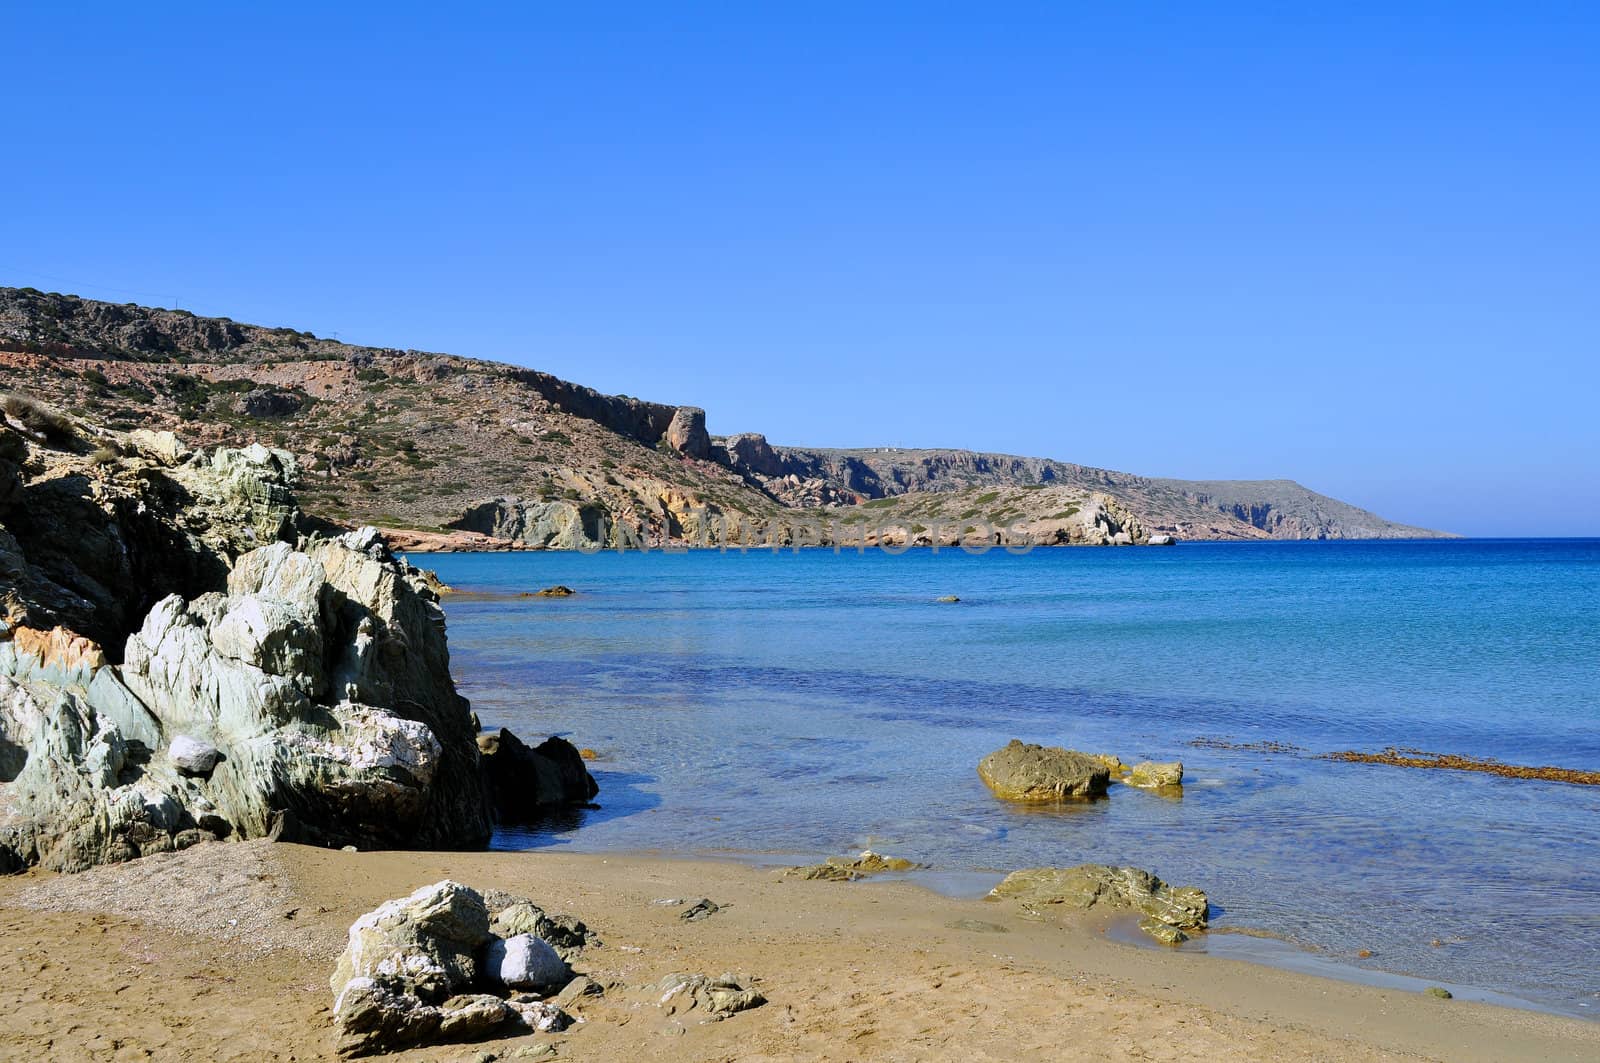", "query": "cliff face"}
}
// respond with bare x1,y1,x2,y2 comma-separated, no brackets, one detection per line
0,287,1452,545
